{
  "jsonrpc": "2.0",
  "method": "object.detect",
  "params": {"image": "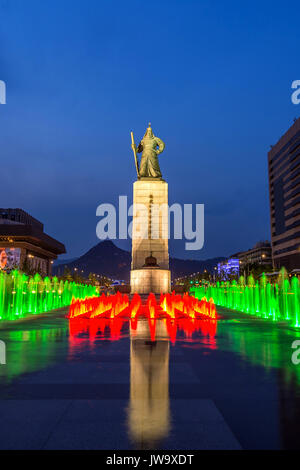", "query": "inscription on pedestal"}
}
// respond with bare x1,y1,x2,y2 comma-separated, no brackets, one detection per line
131,180,169,271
